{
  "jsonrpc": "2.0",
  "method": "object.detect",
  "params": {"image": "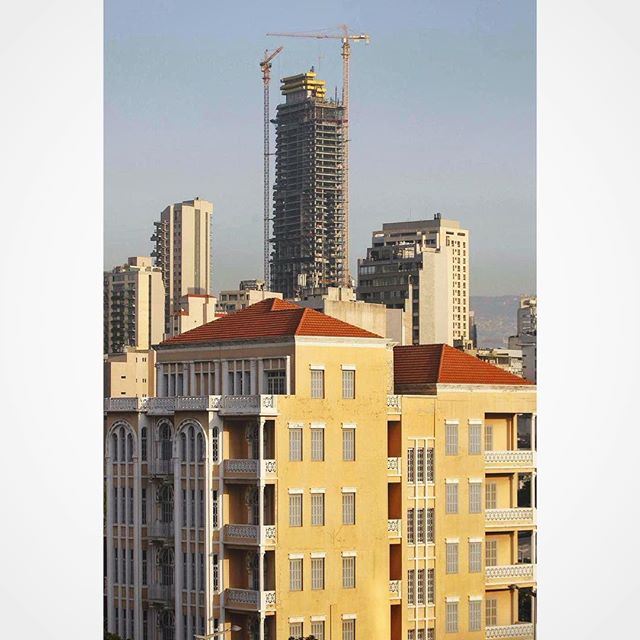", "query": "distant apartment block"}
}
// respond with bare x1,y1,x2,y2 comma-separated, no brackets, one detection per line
357,215,470,347
151,197,213,332
508,297,537,383
104,348,155,399
104,256,165,354
218,280,282,314
474,348,524,378
168,294,217,337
